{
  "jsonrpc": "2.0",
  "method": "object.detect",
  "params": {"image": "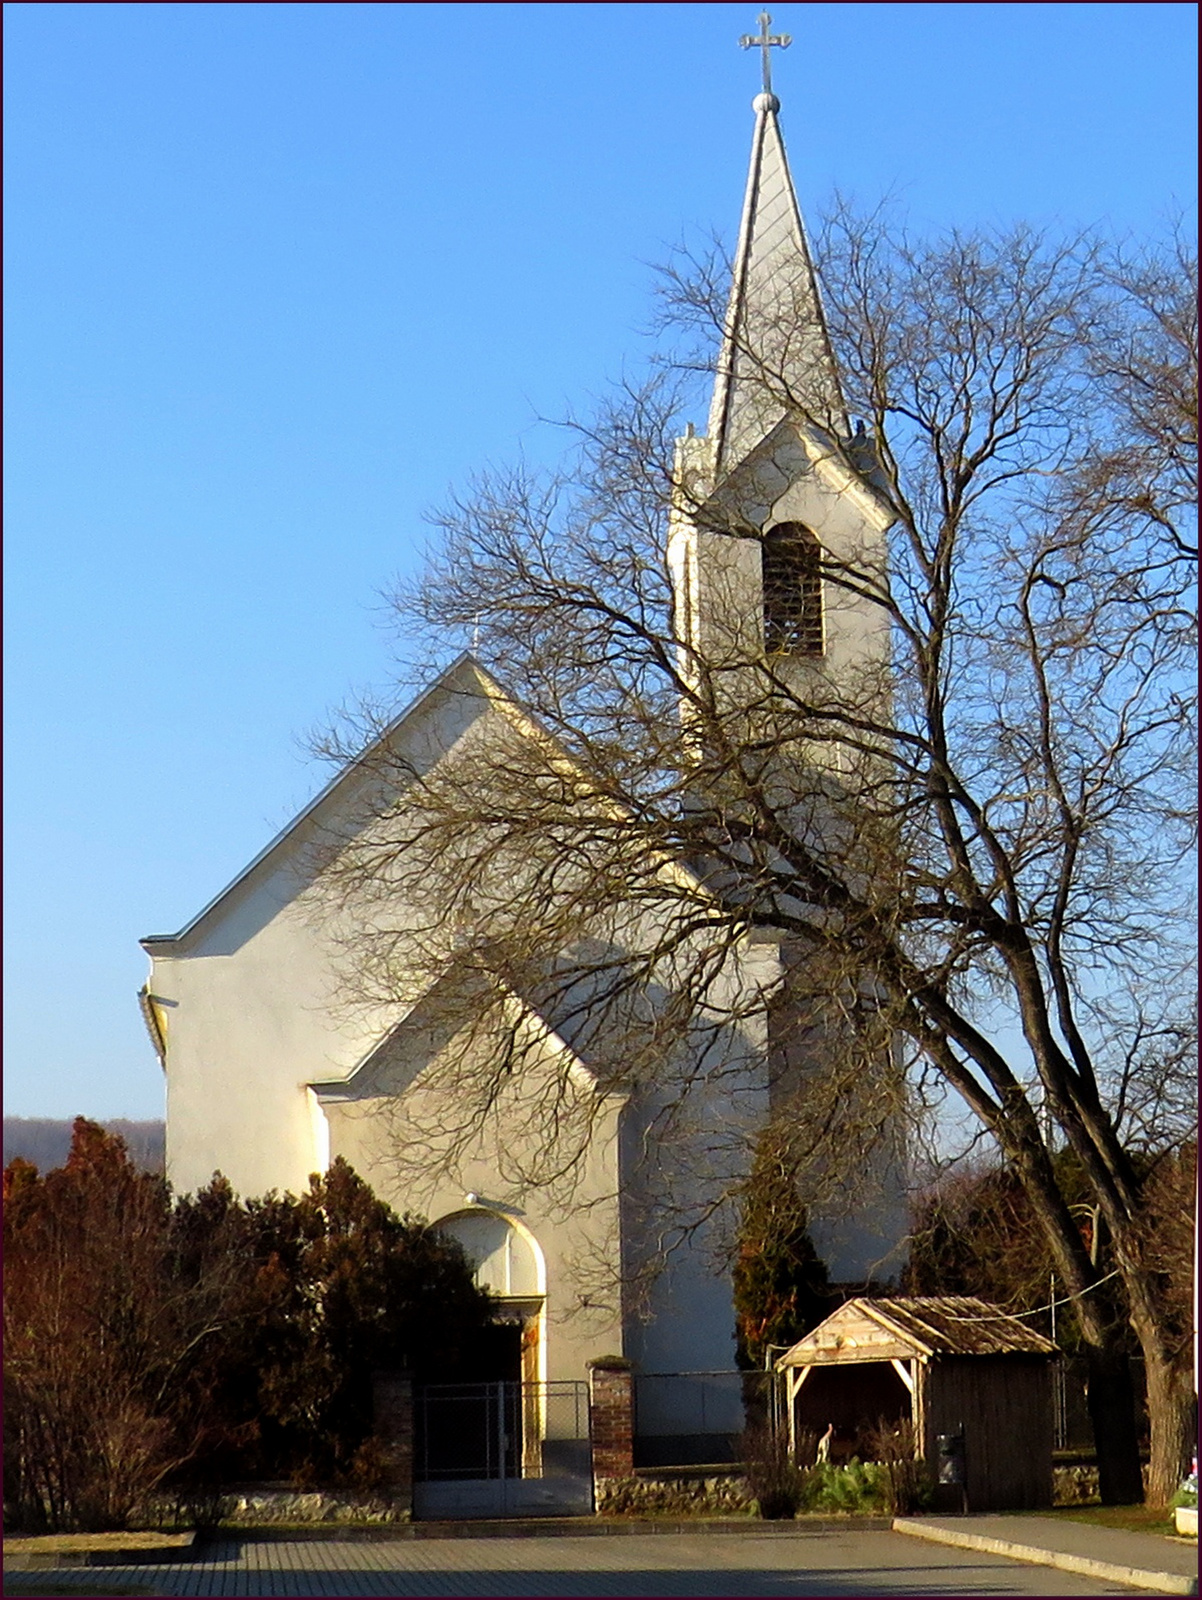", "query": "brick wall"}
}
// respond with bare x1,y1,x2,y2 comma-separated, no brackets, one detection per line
372,1370,413,1517
588,1357,634,1484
